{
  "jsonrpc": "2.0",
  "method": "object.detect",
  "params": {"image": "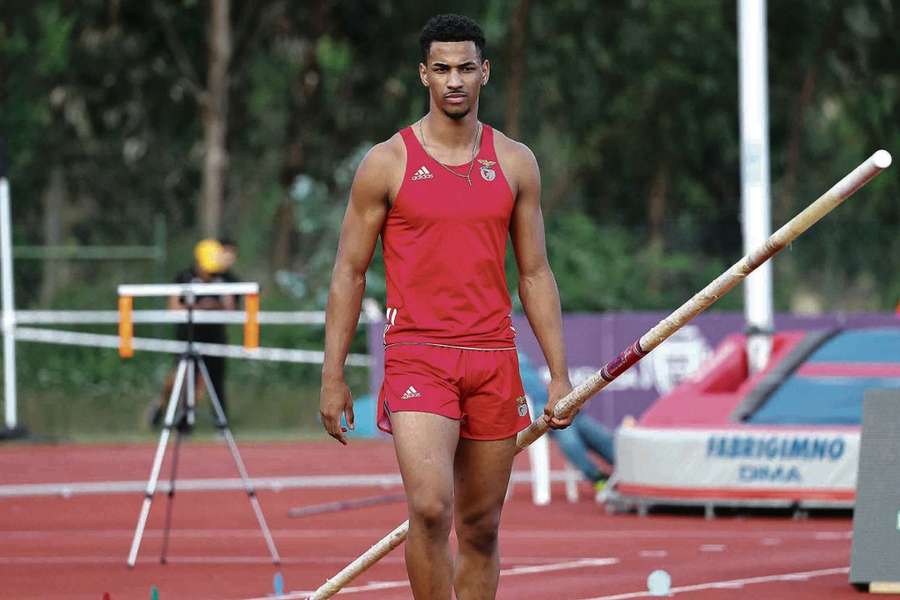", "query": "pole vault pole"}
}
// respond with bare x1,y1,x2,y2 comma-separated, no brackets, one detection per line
307,149,892,600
